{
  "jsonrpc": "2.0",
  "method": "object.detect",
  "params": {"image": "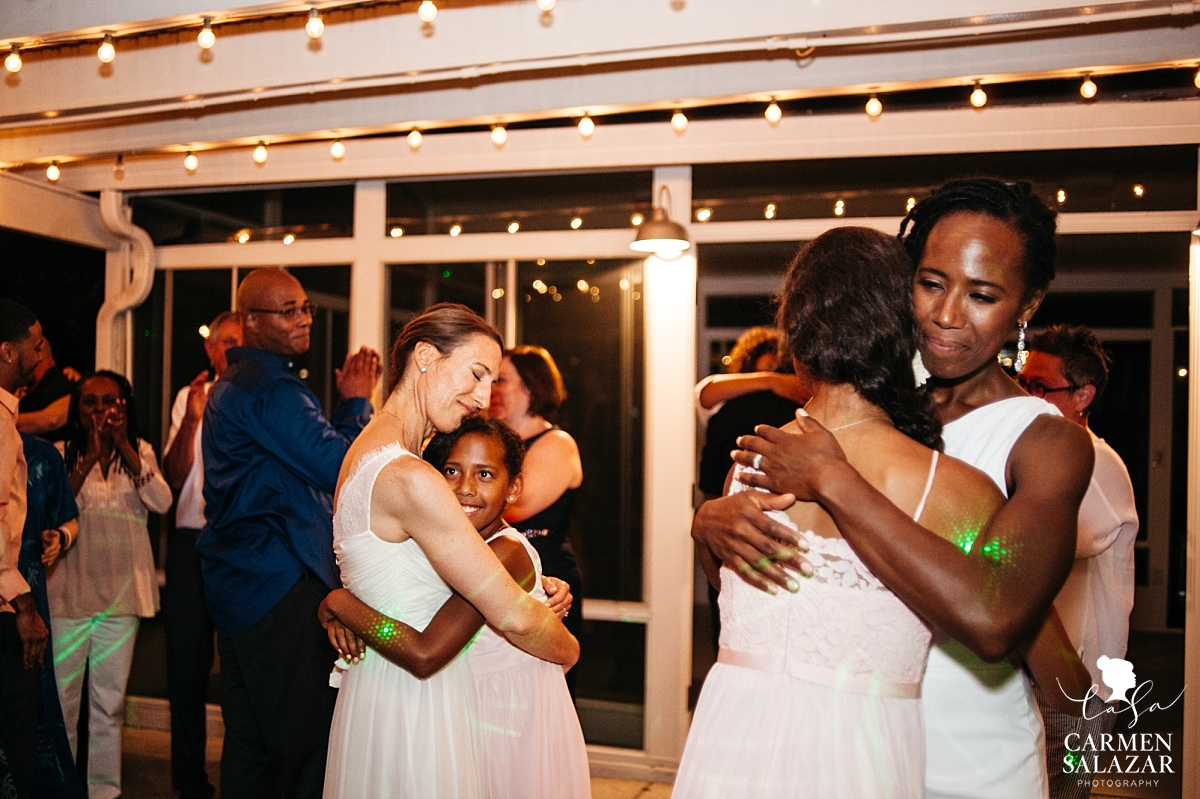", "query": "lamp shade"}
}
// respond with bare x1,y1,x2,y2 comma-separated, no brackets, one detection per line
630,189,690,258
